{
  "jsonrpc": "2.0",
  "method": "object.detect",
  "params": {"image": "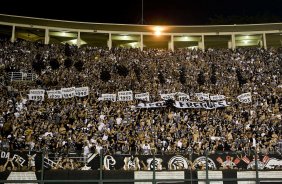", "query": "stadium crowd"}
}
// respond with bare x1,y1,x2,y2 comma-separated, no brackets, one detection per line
0,39,281,164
